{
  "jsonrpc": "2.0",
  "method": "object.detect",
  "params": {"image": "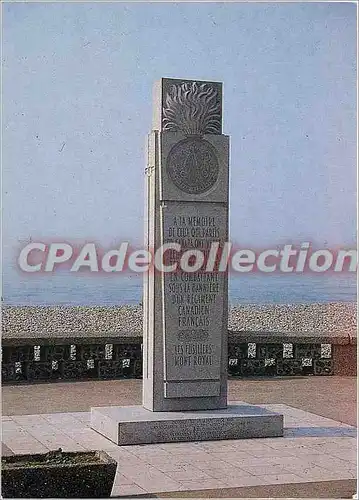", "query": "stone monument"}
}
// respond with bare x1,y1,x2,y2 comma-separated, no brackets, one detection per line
143,78,229,411
91,78,283,445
